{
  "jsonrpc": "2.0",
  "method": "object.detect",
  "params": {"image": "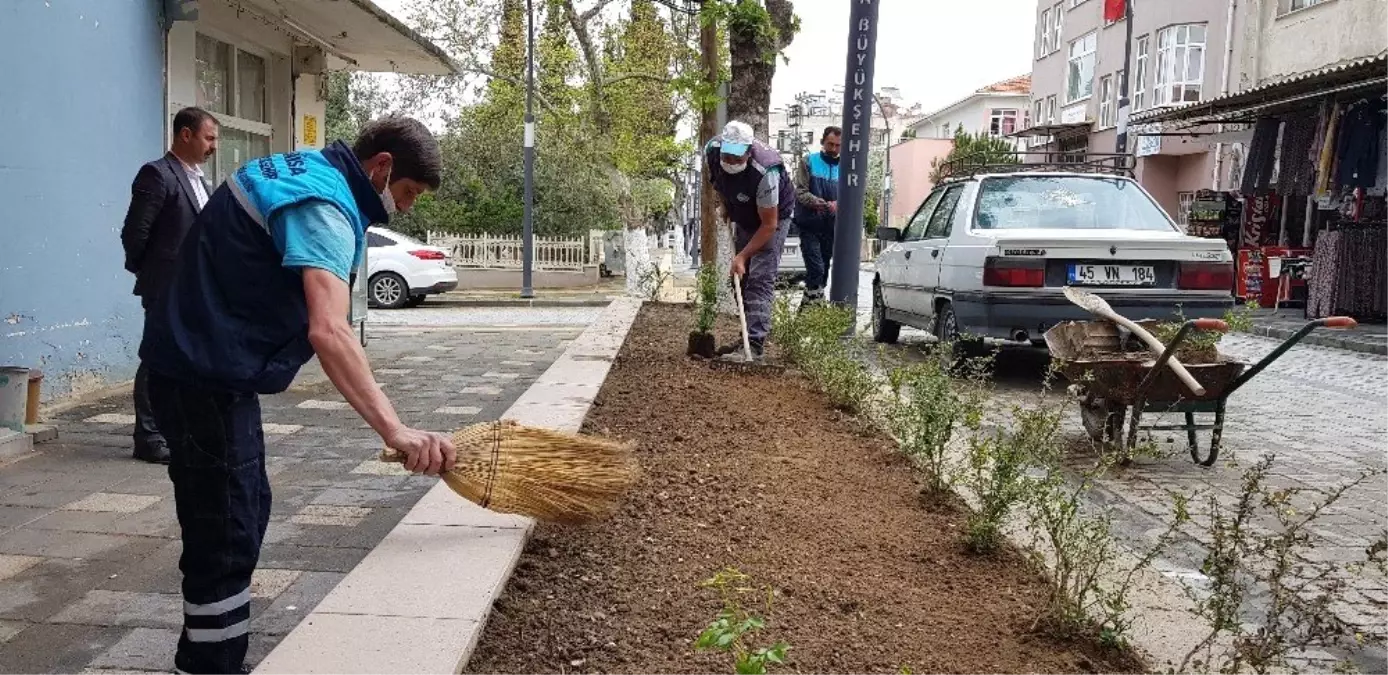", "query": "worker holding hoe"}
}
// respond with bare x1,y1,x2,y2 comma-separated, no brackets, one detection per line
704,120,795,361
139,117,456,674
